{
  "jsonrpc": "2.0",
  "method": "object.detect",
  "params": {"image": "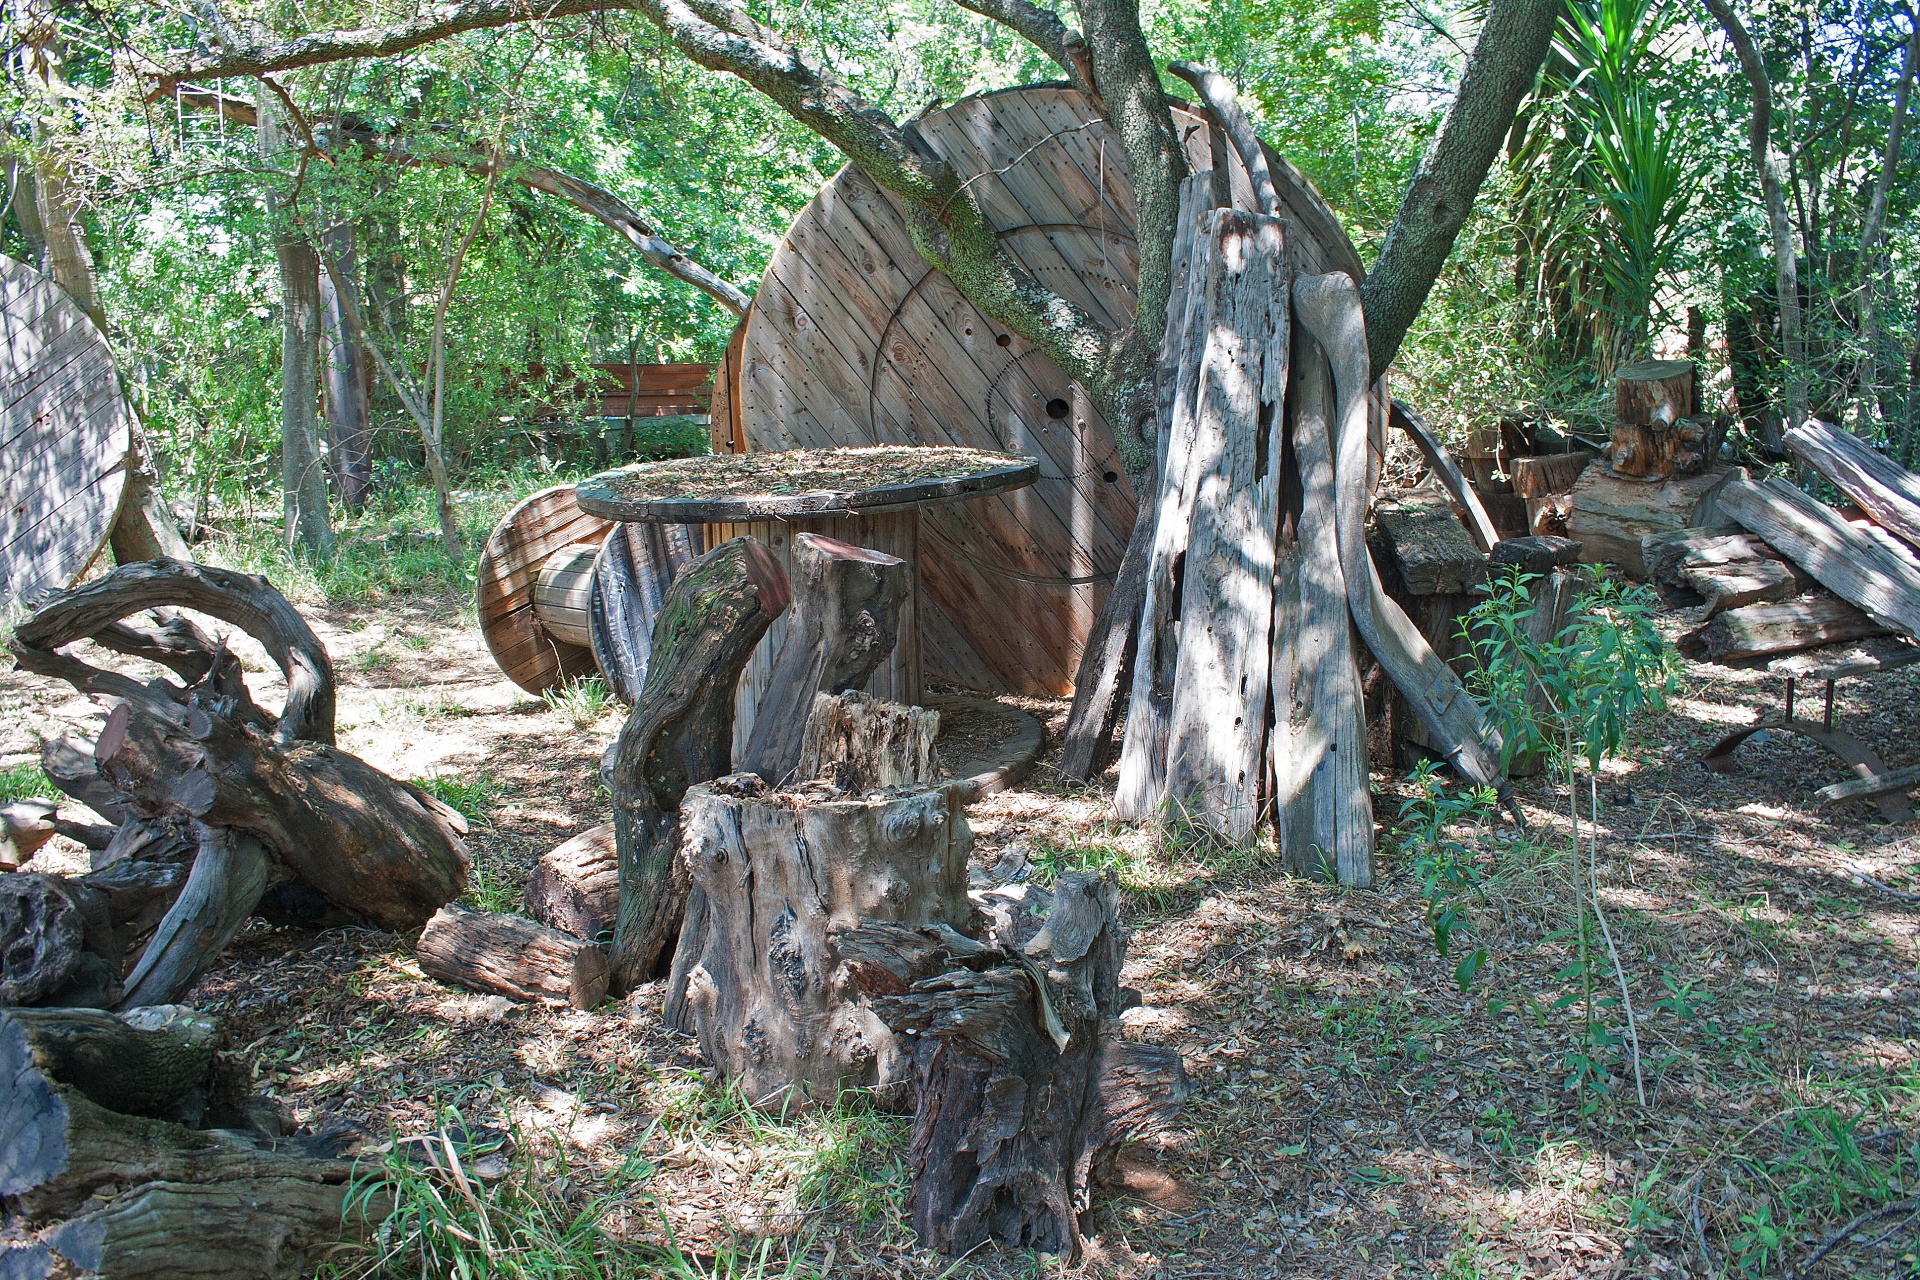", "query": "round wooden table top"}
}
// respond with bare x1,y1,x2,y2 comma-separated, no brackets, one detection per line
574,445,1039,523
